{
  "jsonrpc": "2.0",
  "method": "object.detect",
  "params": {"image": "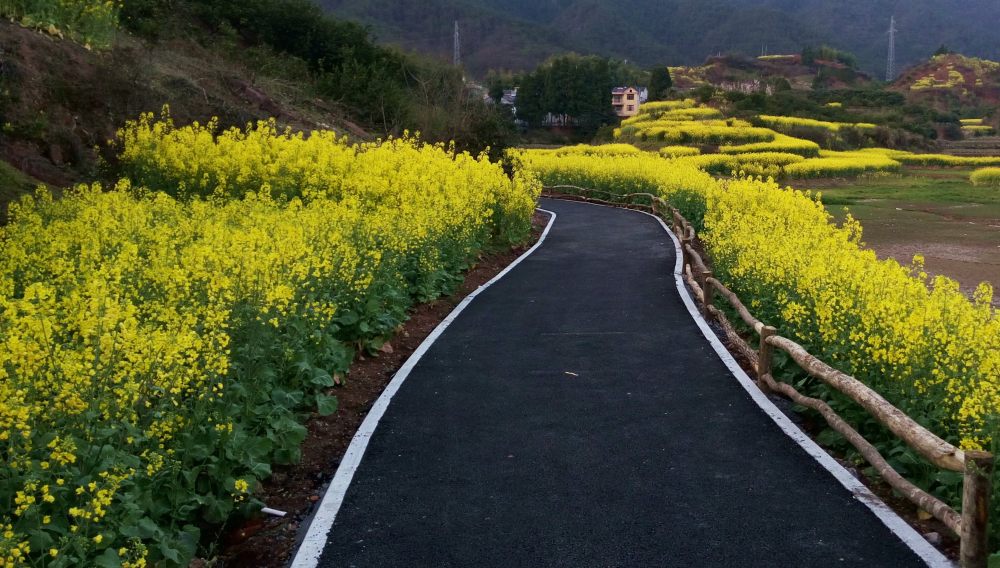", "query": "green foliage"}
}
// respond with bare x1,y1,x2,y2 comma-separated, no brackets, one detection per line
809,89,906,108
0,0,120,47
516,54,643,134
119,0,514,154
485,70,519,103
648,66,673,101
802,45,858,69
726,88,948,149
